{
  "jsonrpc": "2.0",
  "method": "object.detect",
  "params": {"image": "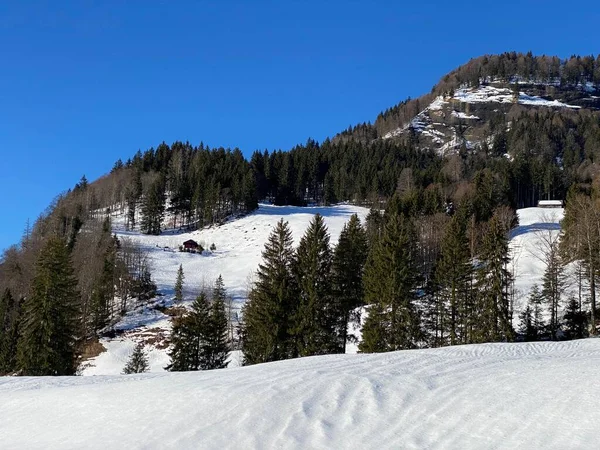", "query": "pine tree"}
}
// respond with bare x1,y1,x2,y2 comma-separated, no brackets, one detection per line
474,216,514,342
0,289,20,374
360,213,421,352
241,219,297,365
563,297,588,339
434,210,473,345
213,275,226,304
331,214,368,352
17,237,81,376
166,293,210,371
166,289,229,371
140,177,165,235
518,306,537,341
528,285,546,339
174,264,184,303
202,277,230,370
123,342,149,374
293,214,337,356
